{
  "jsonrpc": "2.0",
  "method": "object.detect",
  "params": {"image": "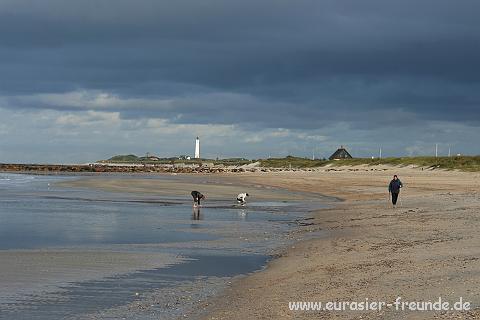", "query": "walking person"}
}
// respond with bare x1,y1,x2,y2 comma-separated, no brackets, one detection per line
191,190,205,207
388,175,403,207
